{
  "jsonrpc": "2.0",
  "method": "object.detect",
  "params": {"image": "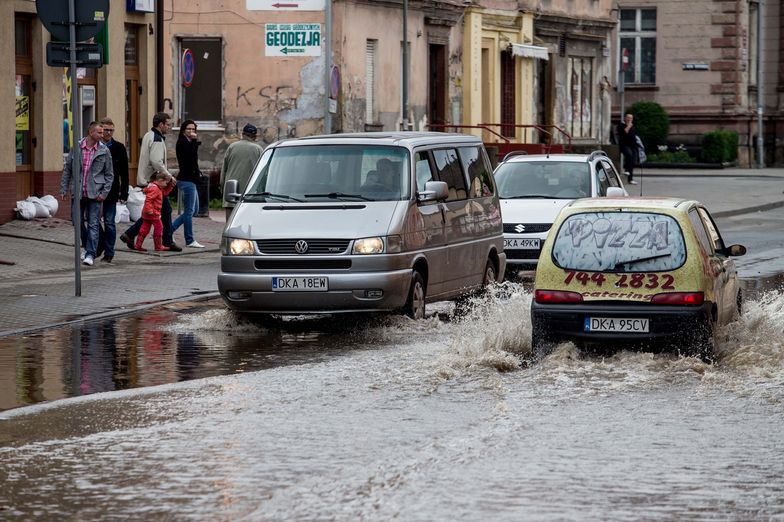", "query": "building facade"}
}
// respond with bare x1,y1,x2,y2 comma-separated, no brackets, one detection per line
0,1,157,225
612,0,783,165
